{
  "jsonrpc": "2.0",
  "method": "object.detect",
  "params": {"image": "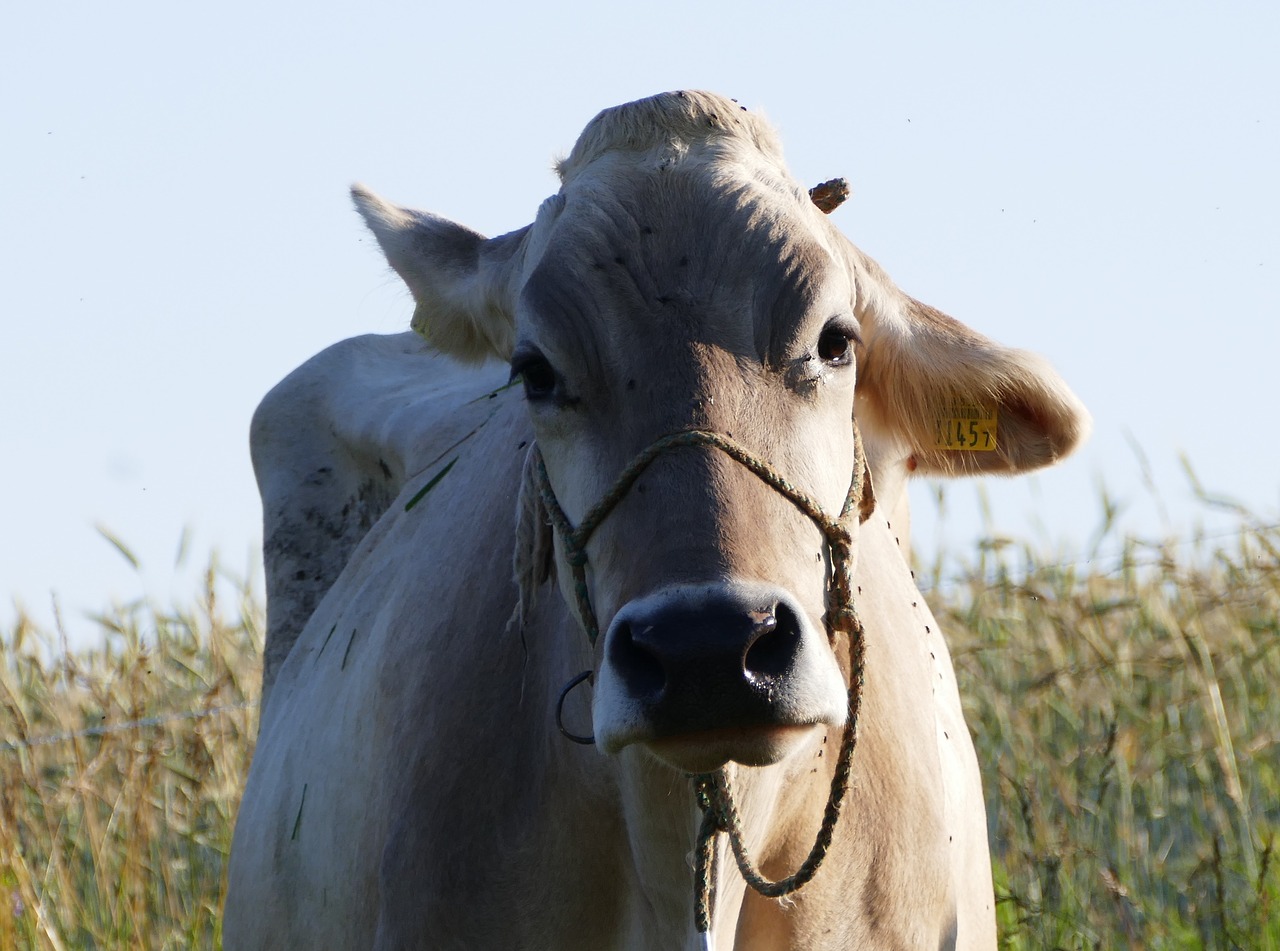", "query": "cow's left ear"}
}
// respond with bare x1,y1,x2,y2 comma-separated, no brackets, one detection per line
849,247,1090,477
352,185,528,362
